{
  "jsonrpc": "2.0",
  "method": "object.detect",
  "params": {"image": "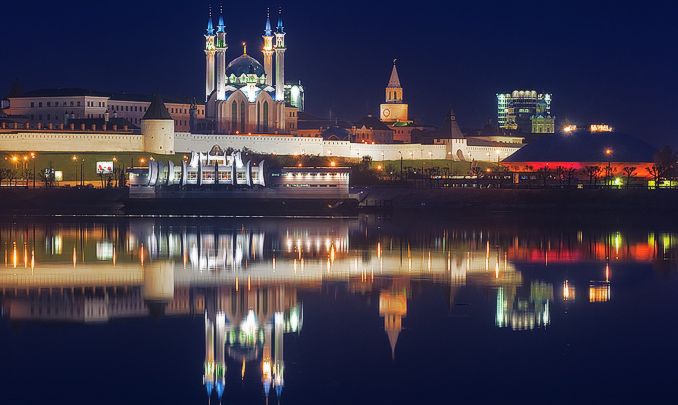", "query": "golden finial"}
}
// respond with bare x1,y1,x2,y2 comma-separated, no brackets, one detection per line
243,42,247,55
